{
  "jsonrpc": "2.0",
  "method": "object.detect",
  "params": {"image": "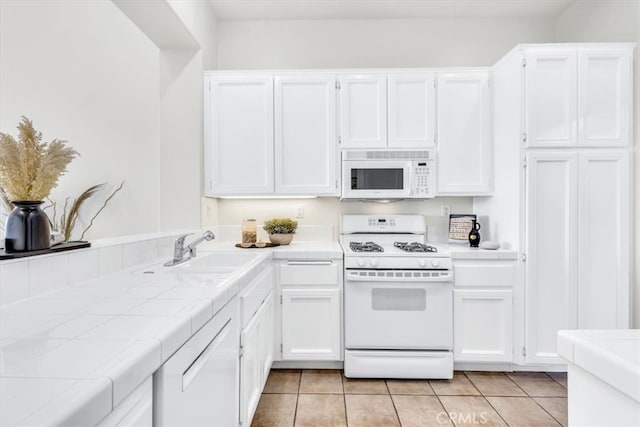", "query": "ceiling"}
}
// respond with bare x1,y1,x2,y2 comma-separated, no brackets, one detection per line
208,0,578,21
